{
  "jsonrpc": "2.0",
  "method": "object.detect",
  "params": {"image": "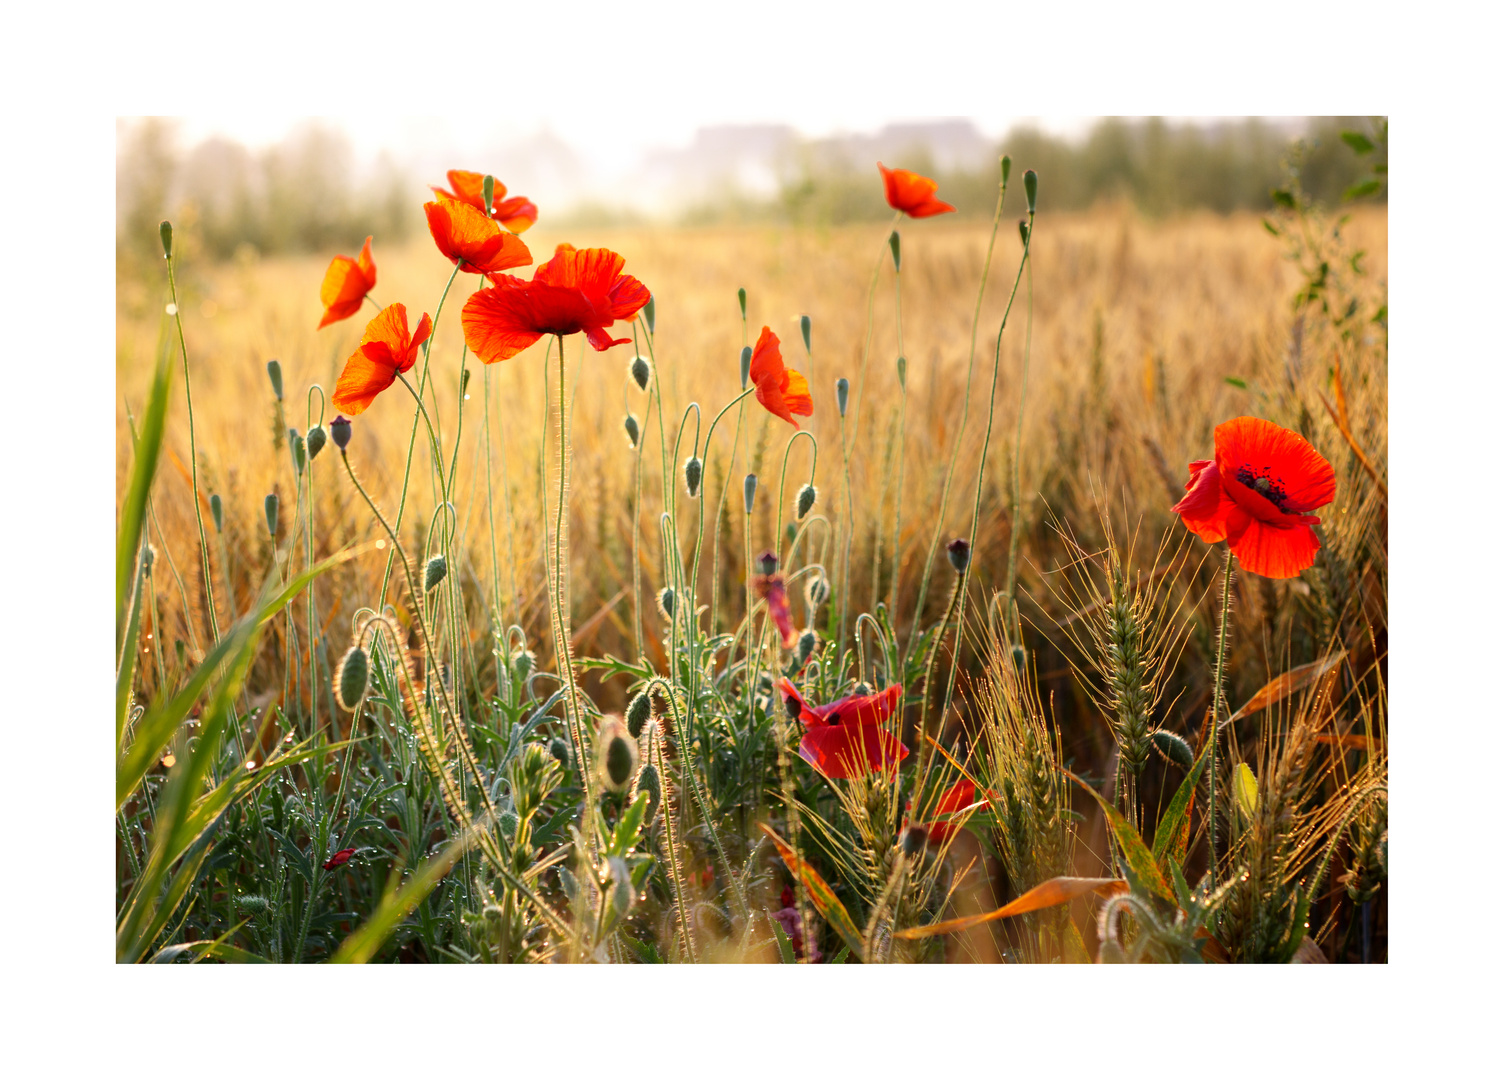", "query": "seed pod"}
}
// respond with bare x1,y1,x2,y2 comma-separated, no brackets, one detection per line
946,537,971,573
550,737,571,767
210,494,223,534
888,230,901,272
805,574,829,608
644,296,656,335
896,354,907,390
630,354,651,391
159,220,173,258
290,429,306,474
836,378,849,417
264,493,279,537
1000,154,1012,187
796,483,817,521
657,586,675,620
743,473,758,514
266,359,284,402
901,825,928,858
1024,169,1038,214
627,690,652,739
740,345,752,390
623,413,640,448
1150,729,1195,770
737,286,747,319
336,645,369,711
1018,219,1030,248
684,456,703,498
424,554,448,591
800,314,812,354
330,414,352,451
306,424,327,460
796,630,817,667
634,761,662,826
600,718,638,791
